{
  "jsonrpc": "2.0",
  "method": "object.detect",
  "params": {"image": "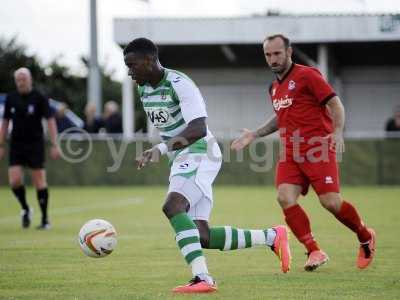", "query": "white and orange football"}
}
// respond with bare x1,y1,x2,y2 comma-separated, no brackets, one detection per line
78,219,117,258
